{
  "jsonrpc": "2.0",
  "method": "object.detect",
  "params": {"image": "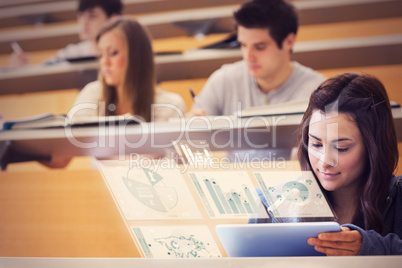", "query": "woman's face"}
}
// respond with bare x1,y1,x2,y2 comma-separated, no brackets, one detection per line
98,31,126,88
307,110,367,194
